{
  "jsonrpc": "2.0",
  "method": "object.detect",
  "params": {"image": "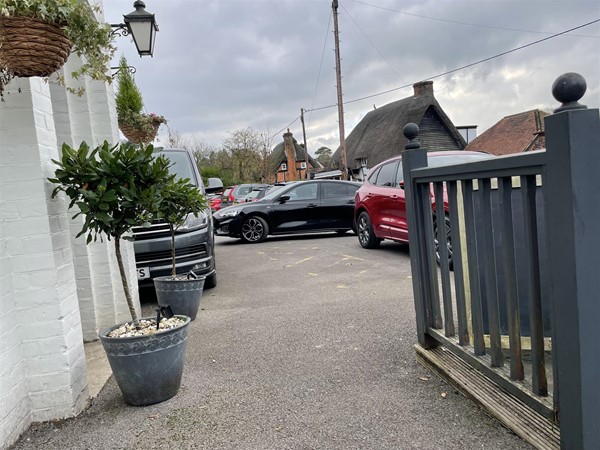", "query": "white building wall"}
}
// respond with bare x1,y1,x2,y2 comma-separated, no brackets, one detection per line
0,78,88,447
0,2,141,445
